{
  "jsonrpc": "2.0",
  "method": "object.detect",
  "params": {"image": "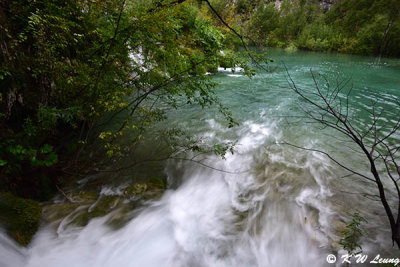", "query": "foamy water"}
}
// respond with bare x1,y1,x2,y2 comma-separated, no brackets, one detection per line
1,49,400,266
1,119,337,267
